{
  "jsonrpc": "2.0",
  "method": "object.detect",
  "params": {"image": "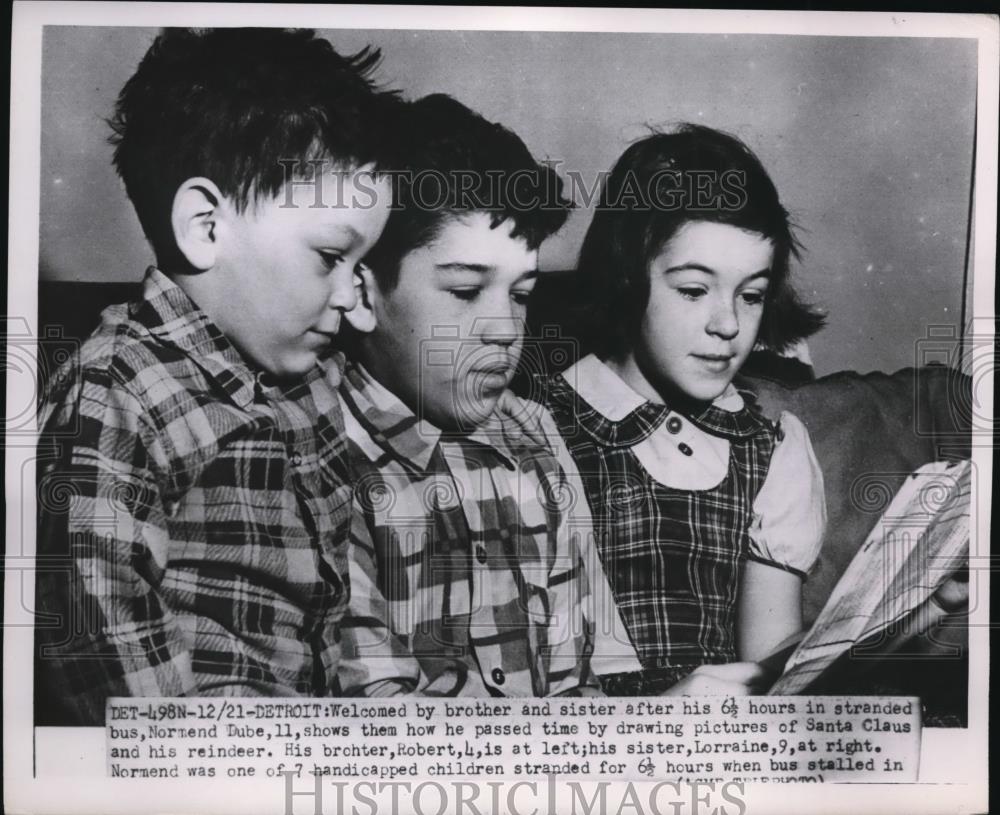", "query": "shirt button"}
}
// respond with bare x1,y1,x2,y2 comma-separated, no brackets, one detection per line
491,668,506,686
475,545,488,564
678,442,693,456
666,416,683,434
255,371,275,389
290,451,303,466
